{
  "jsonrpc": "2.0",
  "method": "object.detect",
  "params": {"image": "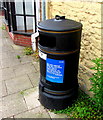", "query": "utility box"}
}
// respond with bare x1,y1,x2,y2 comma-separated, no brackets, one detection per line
38,15,82,110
